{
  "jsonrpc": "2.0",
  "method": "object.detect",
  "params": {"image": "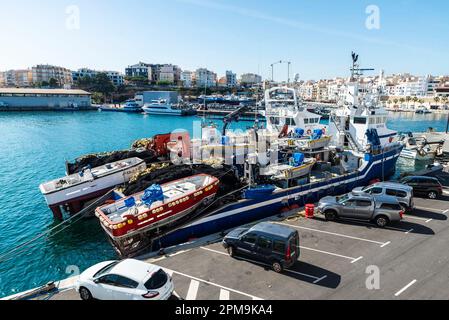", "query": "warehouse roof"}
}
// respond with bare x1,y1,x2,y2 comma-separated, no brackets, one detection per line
0,88,91,95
